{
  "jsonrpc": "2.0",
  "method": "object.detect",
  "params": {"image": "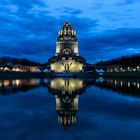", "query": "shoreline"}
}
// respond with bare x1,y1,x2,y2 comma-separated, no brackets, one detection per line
0,71,140,79
102,71,140,78
0,71,46,79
